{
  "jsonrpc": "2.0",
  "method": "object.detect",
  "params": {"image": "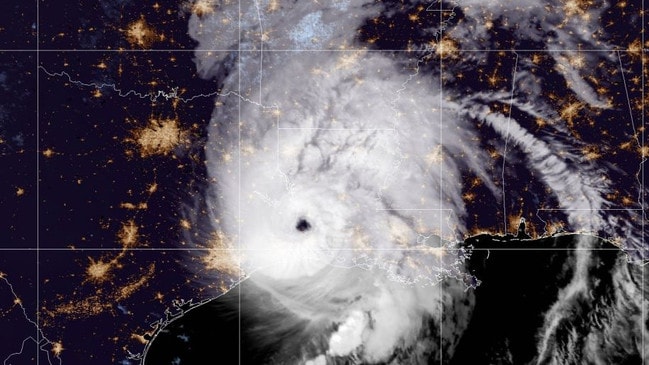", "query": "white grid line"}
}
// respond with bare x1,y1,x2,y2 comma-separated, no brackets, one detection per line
237,0,243,363
537,208,645,211
438,1,444,363
35,0,40,362
277,127,396,131
2,48,647,52
0,247,637,251
375,208,453,211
